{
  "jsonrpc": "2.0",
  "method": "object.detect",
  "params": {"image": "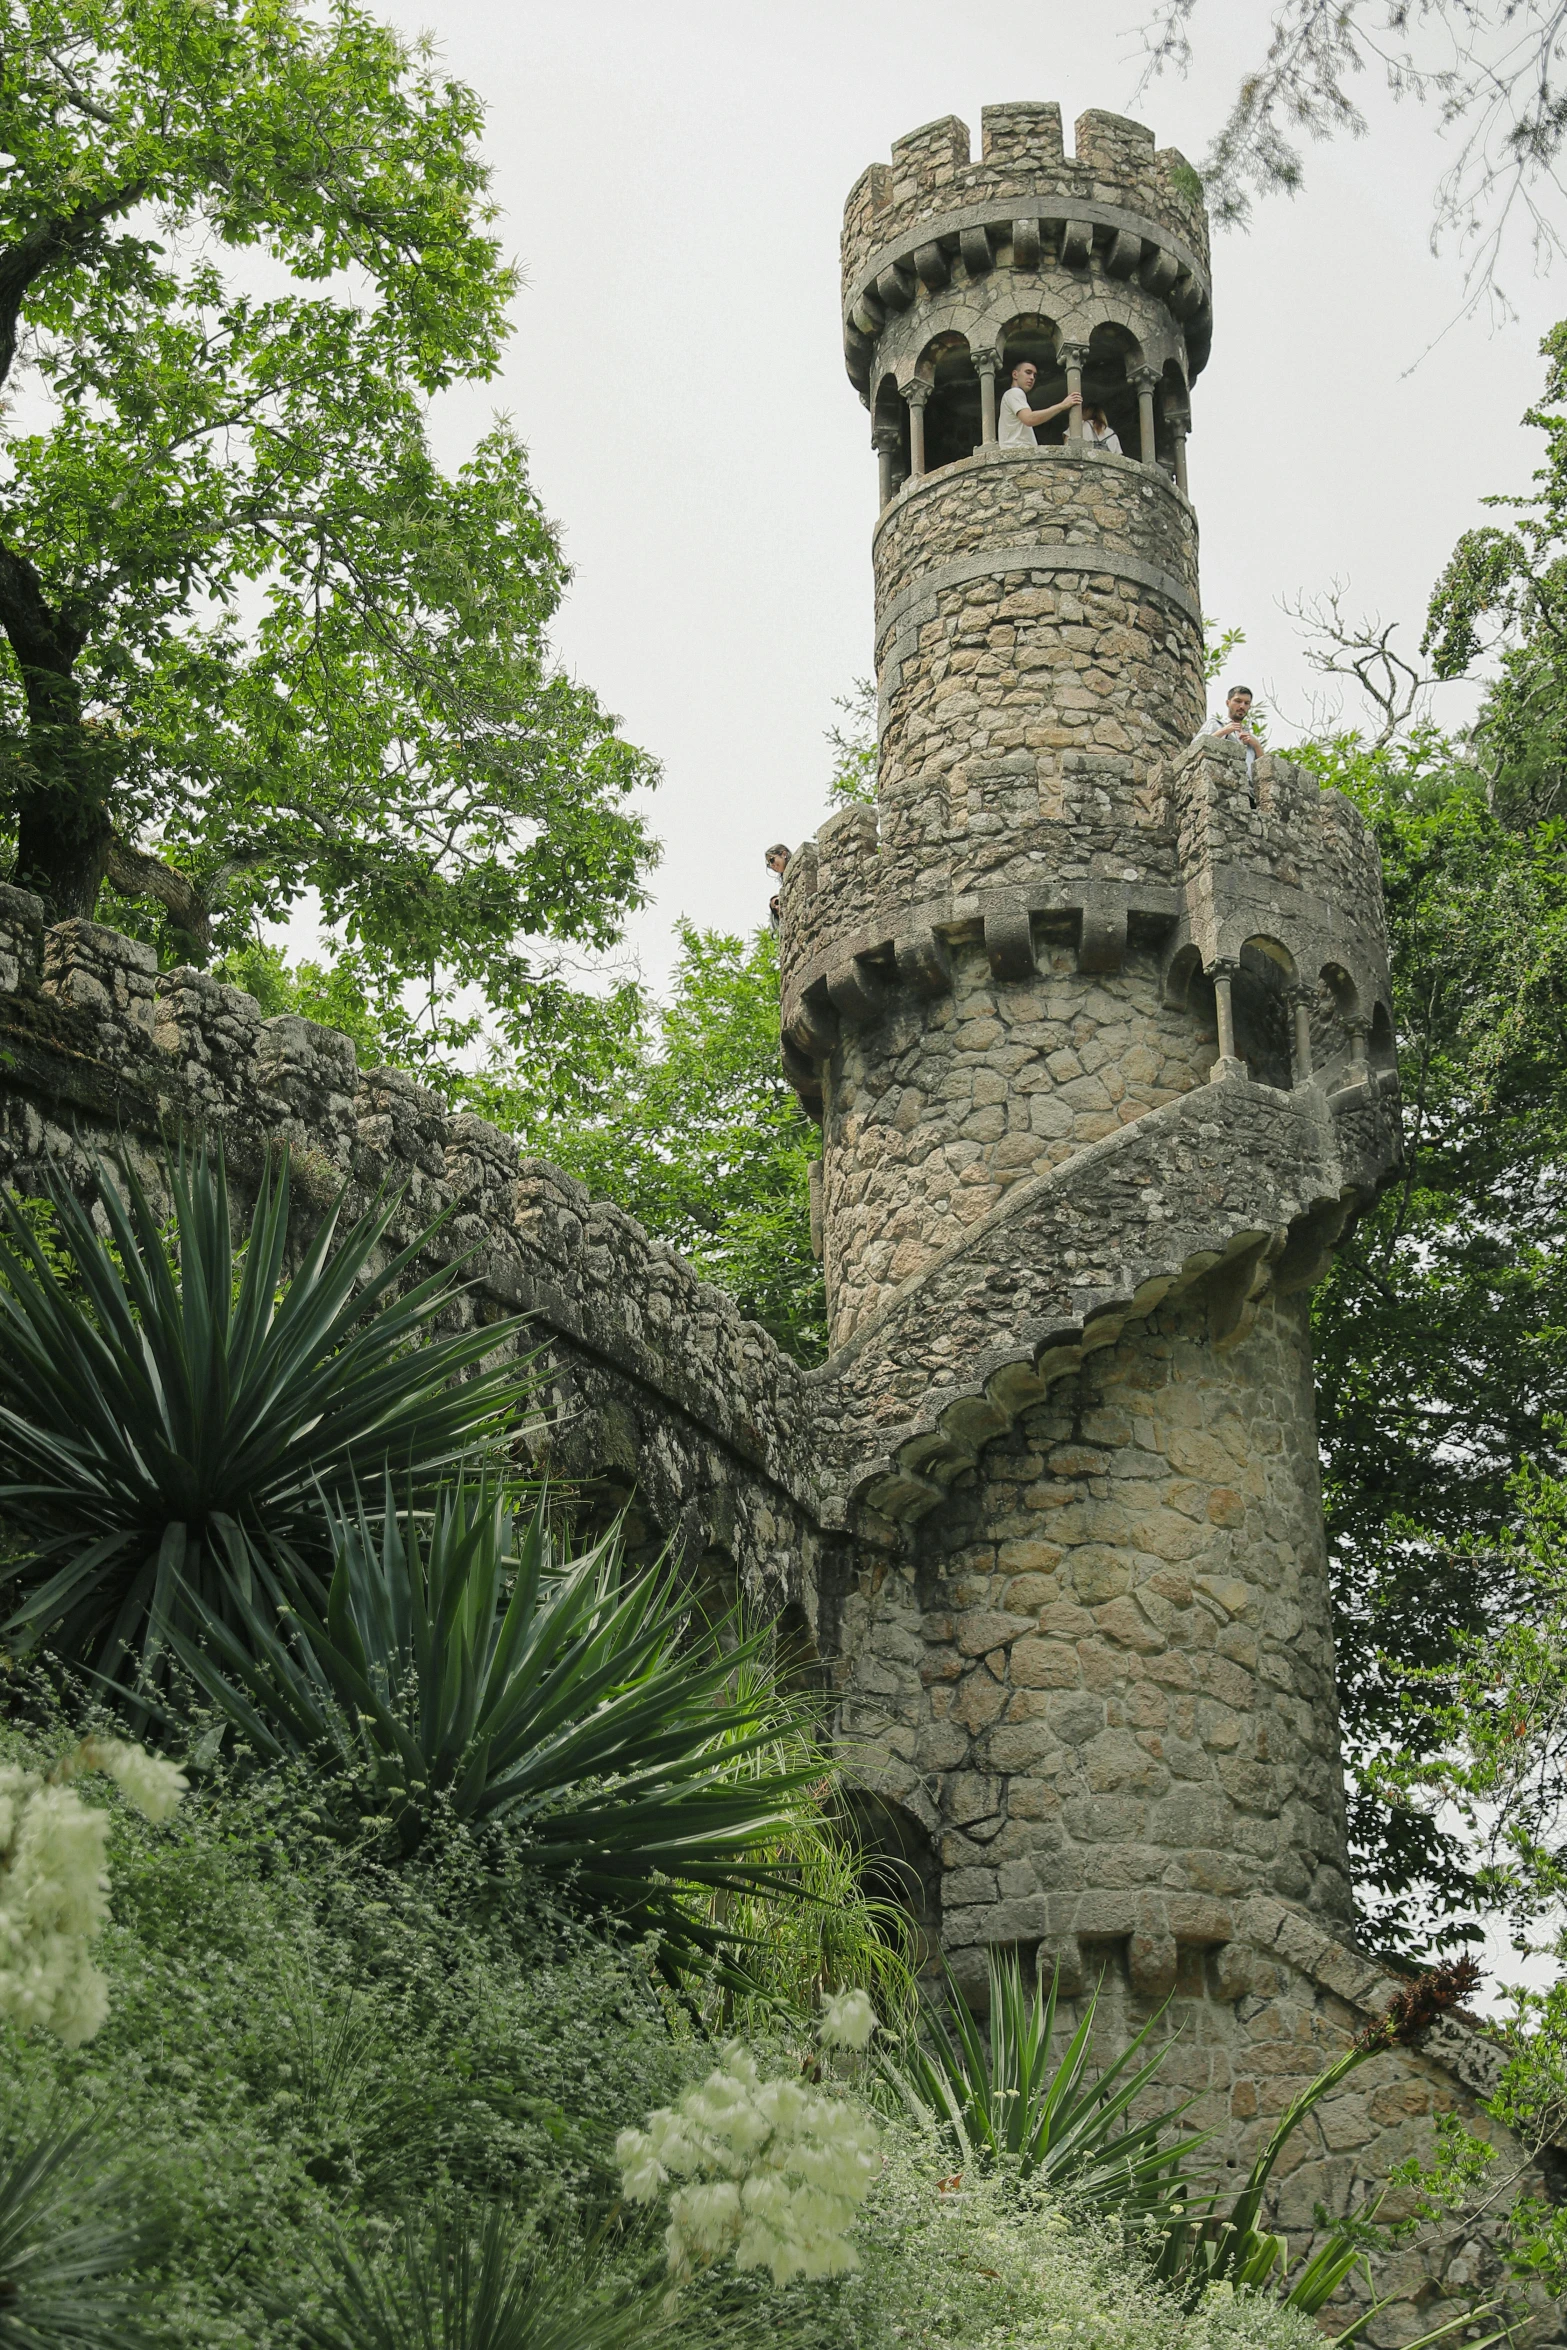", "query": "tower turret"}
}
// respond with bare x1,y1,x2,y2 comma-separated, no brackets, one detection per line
781,106,1404,2005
